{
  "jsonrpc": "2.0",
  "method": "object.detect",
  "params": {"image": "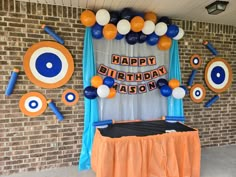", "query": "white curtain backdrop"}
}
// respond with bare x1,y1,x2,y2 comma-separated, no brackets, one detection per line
93,38,169,121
